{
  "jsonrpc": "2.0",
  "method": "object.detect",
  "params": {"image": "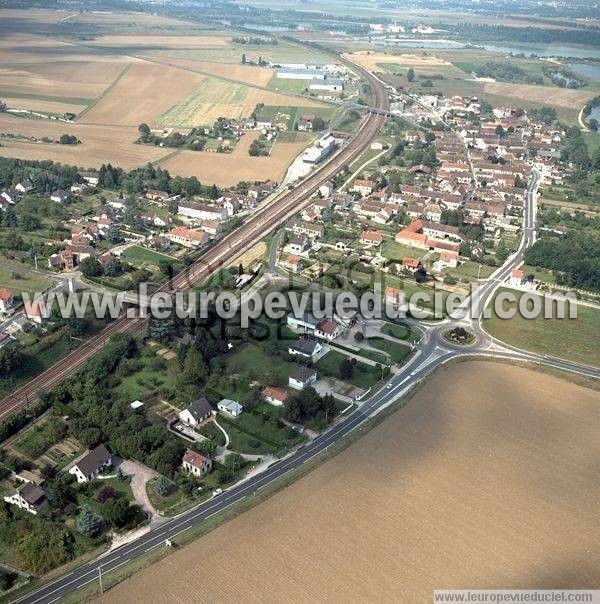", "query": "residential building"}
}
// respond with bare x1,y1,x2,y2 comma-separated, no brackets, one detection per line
178,201,227,222
280,254,303,273
0,288,14,315
360,231,383,247
351,179,376,196
168,227,209,248
384,286,404,307
181,449,212,479
68,444,113,483
314,318,341,341
1,189,20,204
287,312,318,332
289,235,309,255
179,397,214,426
289,366,318,390
15,180,34,193
288,336,322,359
50,190,68,203
262,386,289,407
23,299,45,324
146,189,169,202
3,483,47,515
217,399,244,418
